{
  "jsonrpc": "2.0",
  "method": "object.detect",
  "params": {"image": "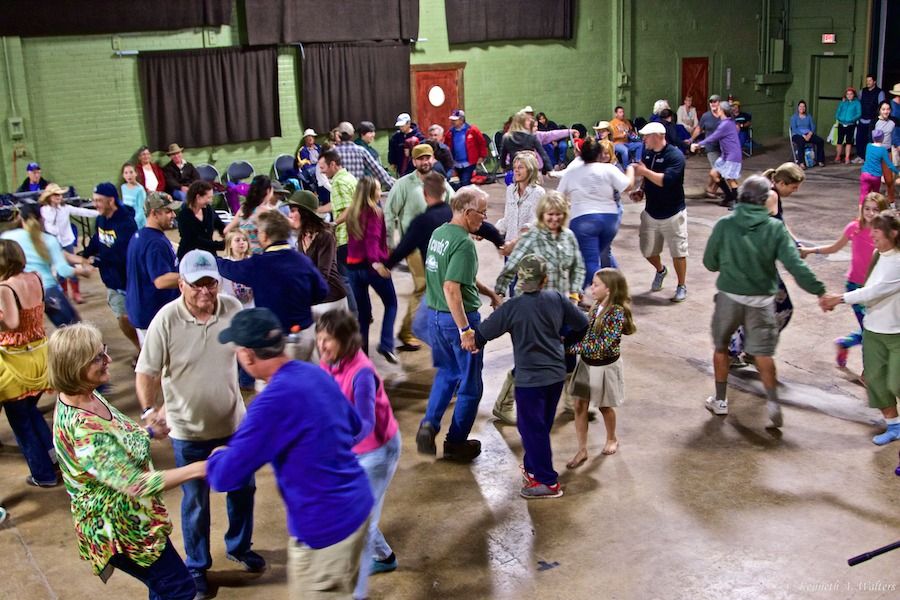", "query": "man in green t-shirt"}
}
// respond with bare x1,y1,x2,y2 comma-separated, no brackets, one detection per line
417,187,502,462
